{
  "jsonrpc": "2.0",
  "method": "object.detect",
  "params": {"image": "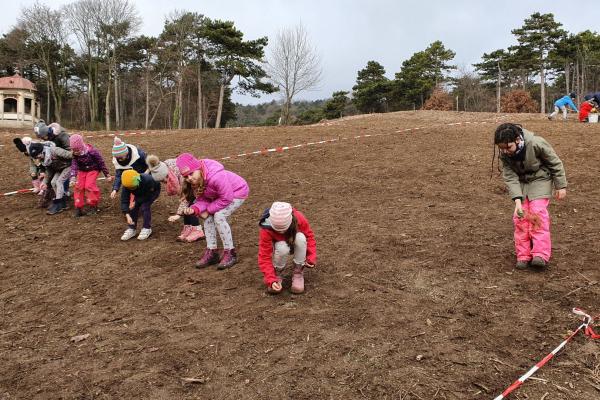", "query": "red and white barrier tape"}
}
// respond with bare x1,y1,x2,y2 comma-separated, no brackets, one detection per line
1,117,507,197
493,308,599,400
